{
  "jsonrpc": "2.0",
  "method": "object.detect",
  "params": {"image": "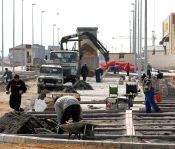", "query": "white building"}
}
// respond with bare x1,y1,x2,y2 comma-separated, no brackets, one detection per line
9,44,45,66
